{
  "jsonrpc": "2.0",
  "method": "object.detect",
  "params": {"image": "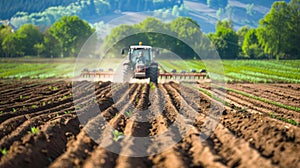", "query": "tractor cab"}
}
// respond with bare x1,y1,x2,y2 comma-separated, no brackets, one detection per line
122,42,159,83
129,45,152,66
